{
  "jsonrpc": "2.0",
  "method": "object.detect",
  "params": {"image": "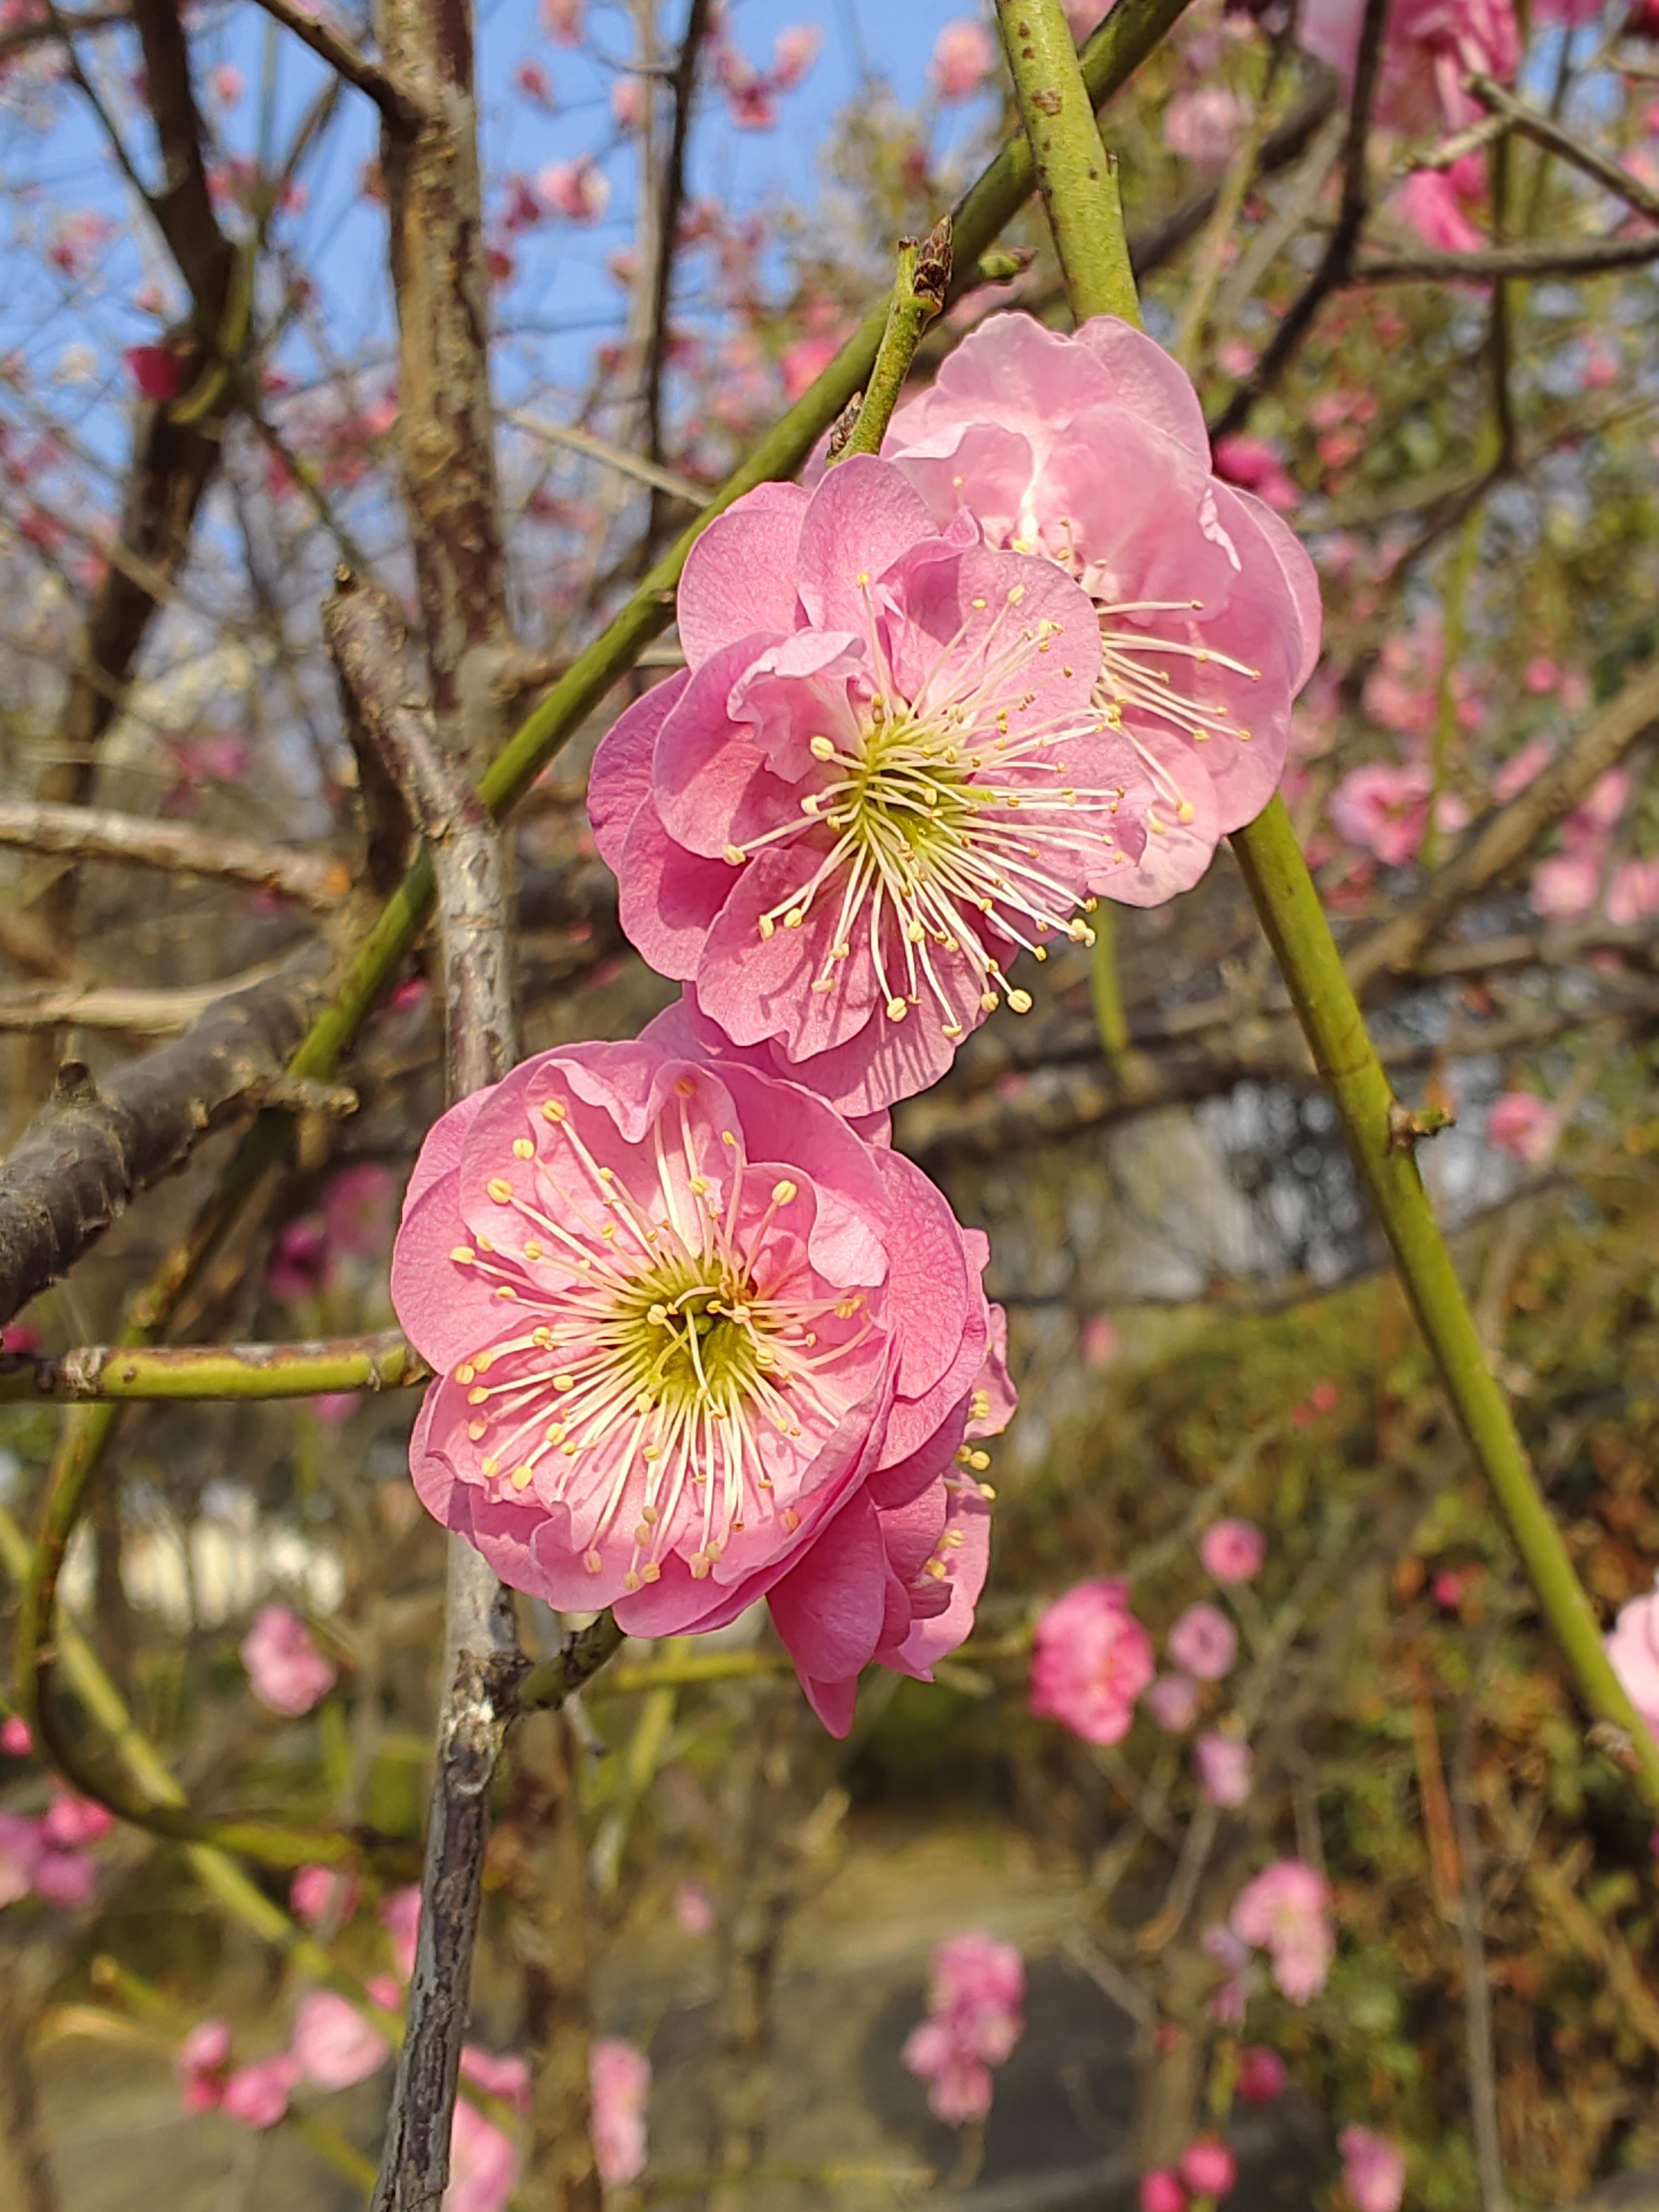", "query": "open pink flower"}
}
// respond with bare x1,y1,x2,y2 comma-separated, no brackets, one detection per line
591,2037,651,2185
1328,761,1433,867
1607,1575,1659,1746
291,1989,390,2090
904,1932,1025,2127
392,1037,1002,1735
1339,2126,1407,2212
1200,1518,1265,1584
885,313,1321,905
1167,1602,1237,1682
1030,1578,1155,1745
1194,1731,1253,1808
240,1603,336,1716
1230,1859,1335,2004
931,19,998,100
1487,1092,1556,1167
592,452,1145,1111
